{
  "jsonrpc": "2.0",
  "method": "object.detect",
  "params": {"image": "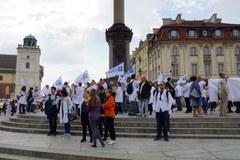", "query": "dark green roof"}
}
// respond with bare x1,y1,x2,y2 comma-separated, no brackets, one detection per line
24,34,37,41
